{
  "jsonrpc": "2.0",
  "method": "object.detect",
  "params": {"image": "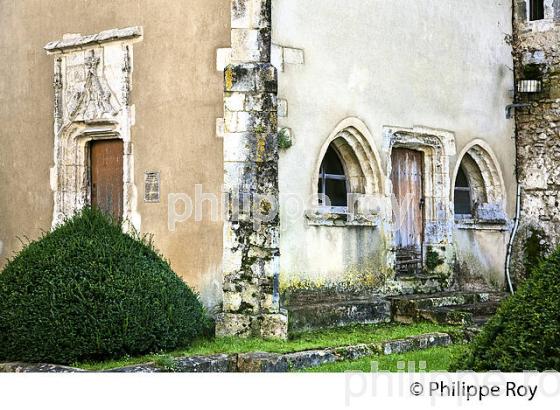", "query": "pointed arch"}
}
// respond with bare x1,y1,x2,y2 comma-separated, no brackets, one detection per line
52,120,128,226
452,139,507,217
313,118,384,201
